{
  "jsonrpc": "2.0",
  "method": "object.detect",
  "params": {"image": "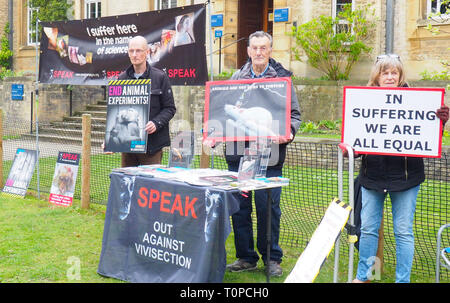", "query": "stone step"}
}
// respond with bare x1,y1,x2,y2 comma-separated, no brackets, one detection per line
63,116,106,124
78,110,107,118
38,127,105,138
86,104,107,111
22,133,104,146
50,121,106,131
